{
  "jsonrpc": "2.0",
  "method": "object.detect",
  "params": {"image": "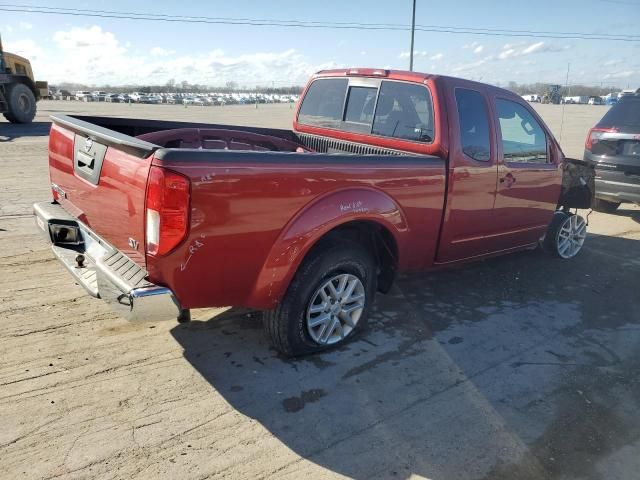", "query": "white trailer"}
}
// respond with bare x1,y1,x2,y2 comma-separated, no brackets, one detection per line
521,94,540,102
562,96,589,104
